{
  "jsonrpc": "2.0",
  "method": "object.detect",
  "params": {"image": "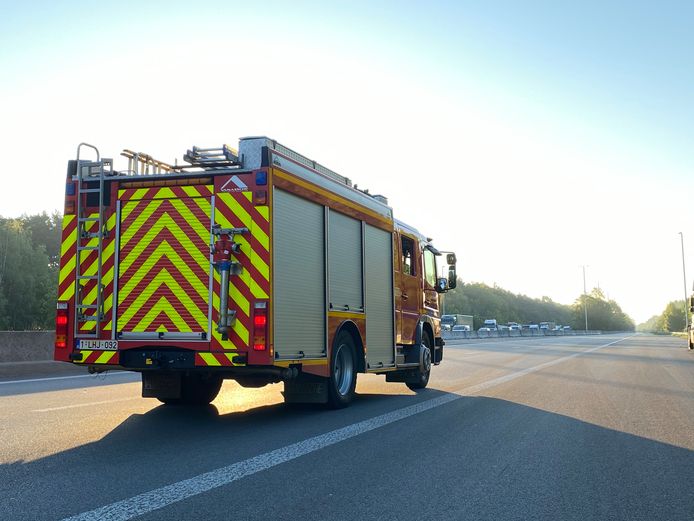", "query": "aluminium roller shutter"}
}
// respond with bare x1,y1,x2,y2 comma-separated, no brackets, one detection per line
364,224,395,367
272,189,326,358
328,209,363,312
